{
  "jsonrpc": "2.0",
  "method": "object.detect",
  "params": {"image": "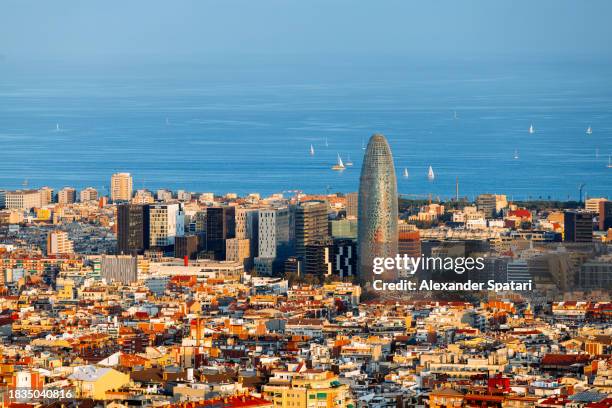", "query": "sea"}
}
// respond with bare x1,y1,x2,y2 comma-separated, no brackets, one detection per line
1,56,611,200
